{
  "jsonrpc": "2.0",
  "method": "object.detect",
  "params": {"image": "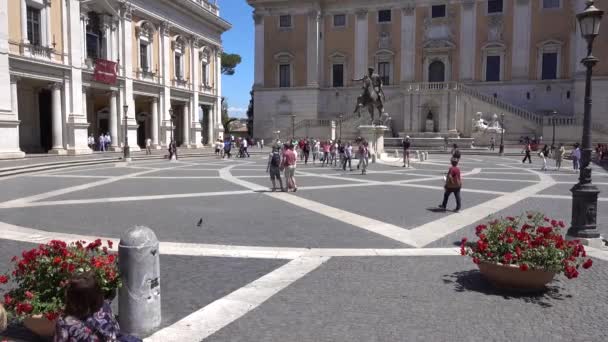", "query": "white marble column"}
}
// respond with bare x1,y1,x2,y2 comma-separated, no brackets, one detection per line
215,49,223,140
191,40,202,147
51,84,65,152
354,9,369,78
512,0,531,79
253,13,264,87
160,22,172,146
44,0,51,46
20,0,28,43
459,0,476,80
81,14,88,64
307,10,320,87
400,6,416,83
10,78,18,115
207,106,214,146
120,2,139,151
151,97,159,148
109,91,118,149
182,103,190,147
61,0,68,63
82,87,87,122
